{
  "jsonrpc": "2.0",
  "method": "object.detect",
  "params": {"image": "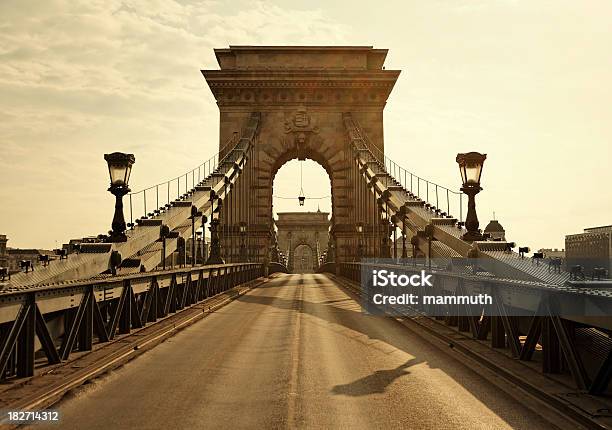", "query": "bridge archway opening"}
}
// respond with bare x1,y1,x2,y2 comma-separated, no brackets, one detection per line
272,159,332,219
273,157,331,273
